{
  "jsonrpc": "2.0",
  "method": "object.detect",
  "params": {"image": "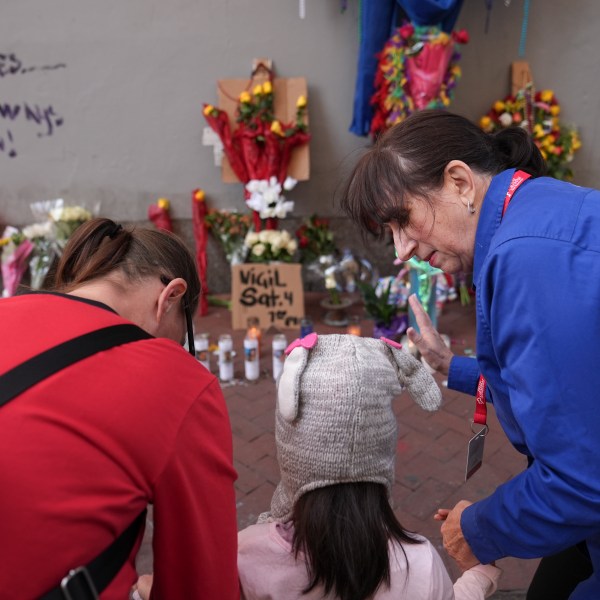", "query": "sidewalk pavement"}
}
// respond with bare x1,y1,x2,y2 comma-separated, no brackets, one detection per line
139,293,537,597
